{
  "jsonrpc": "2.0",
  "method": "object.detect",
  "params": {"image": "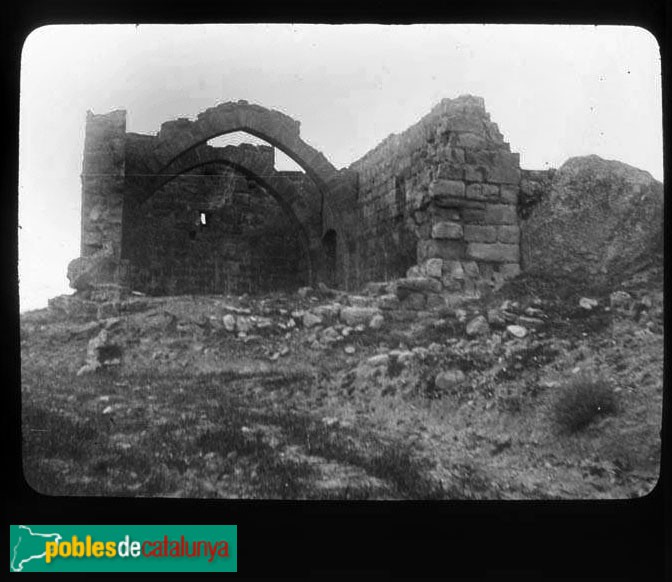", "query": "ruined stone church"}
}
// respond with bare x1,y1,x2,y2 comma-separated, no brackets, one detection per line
68,95,533,305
